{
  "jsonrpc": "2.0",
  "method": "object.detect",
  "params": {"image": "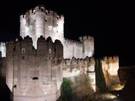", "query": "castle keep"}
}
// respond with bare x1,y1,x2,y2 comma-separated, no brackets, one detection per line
0,5,121,101
20,6,94,59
